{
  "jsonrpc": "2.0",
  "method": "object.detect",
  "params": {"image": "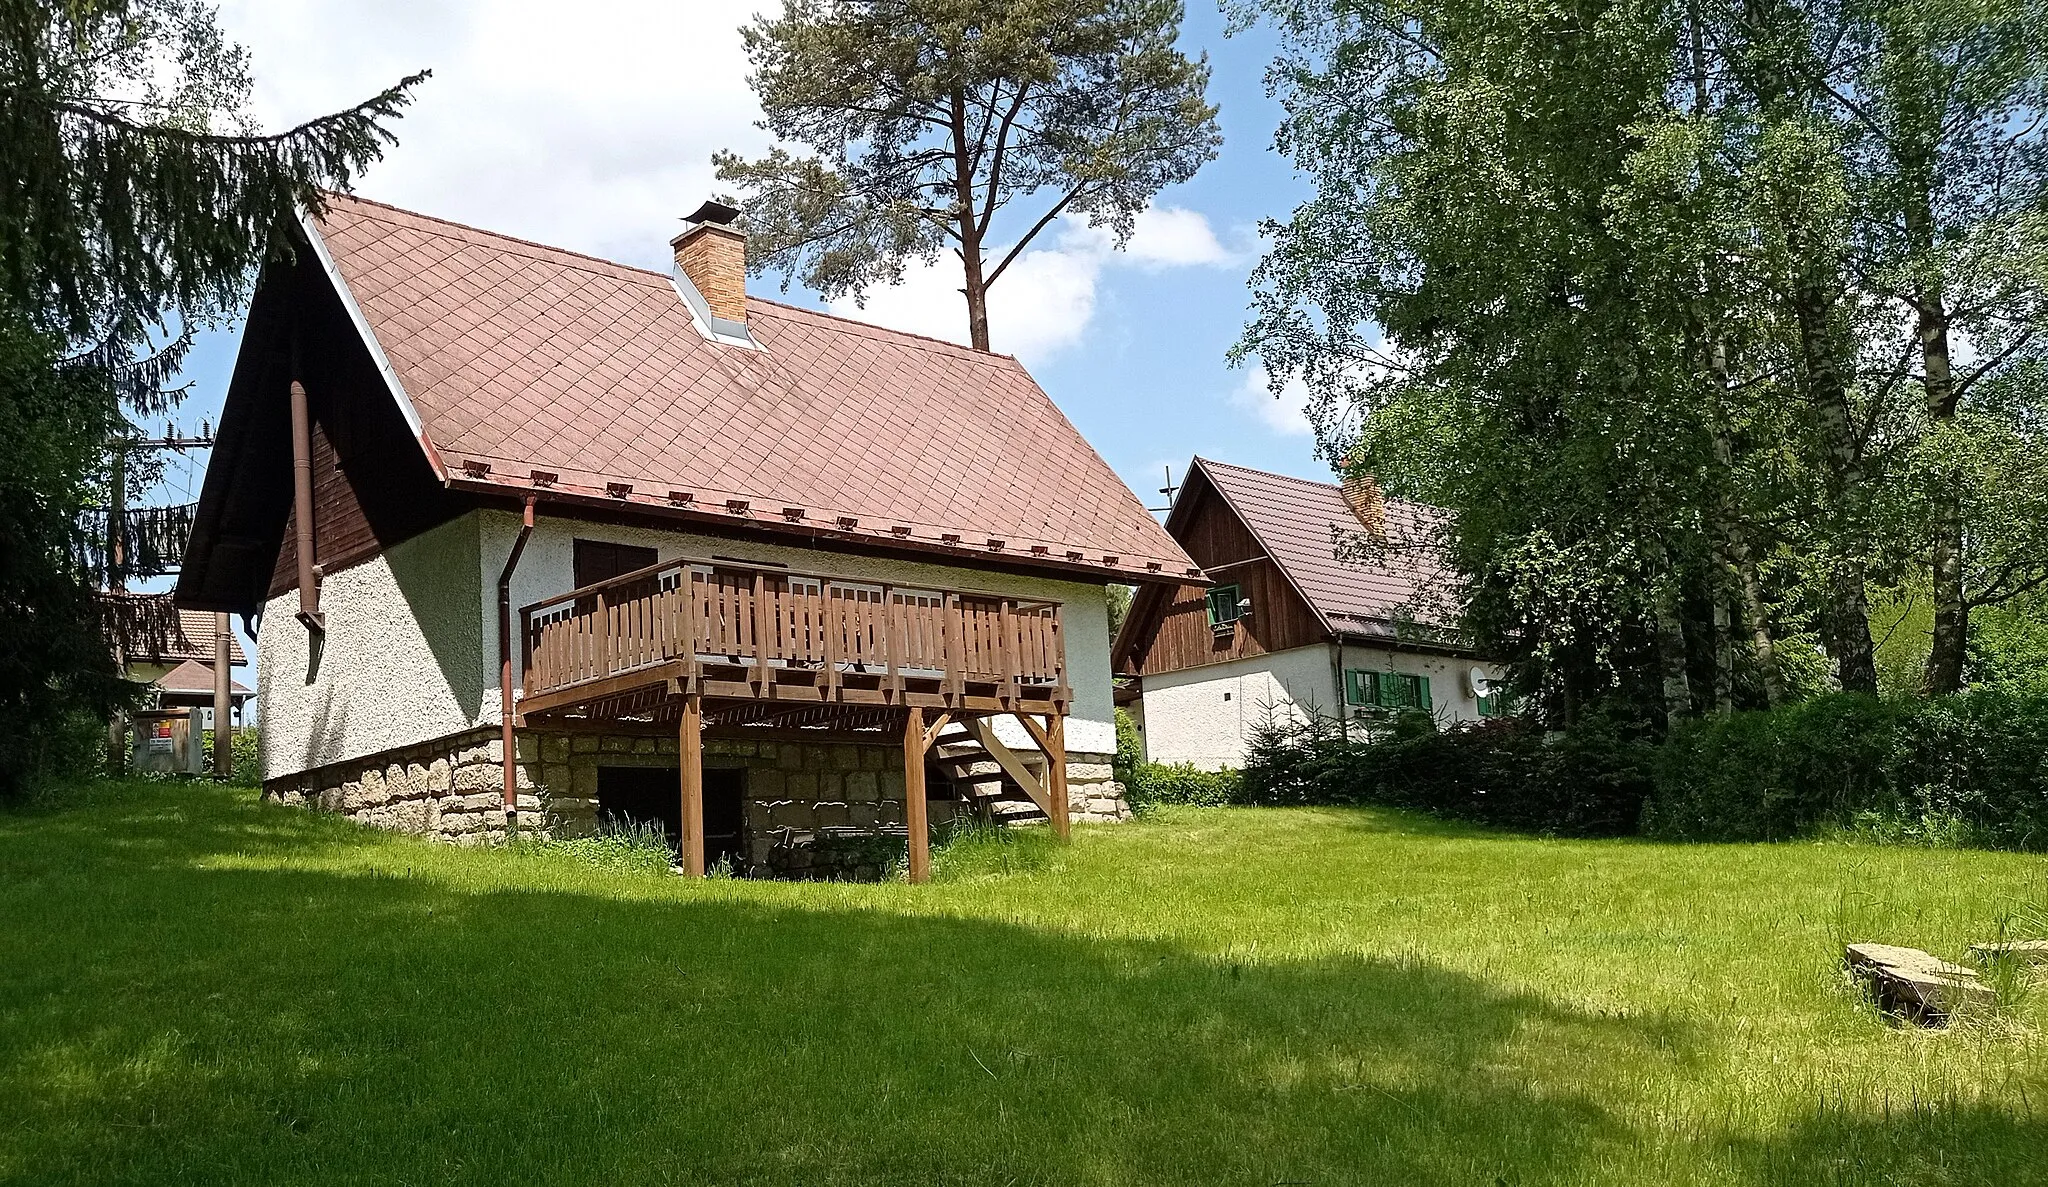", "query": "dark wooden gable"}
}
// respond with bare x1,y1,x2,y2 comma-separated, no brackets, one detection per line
177,231,469,614
1112,468,1327,676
